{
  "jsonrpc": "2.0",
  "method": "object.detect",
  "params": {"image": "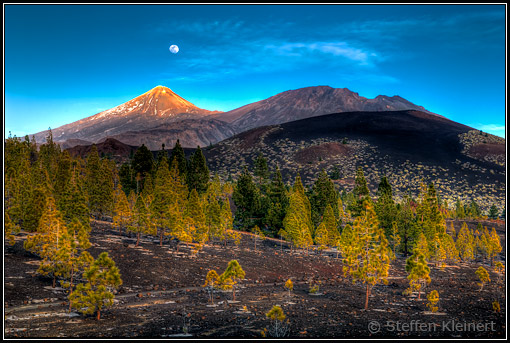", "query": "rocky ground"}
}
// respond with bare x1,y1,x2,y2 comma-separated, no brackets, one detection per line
4,220,506,338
